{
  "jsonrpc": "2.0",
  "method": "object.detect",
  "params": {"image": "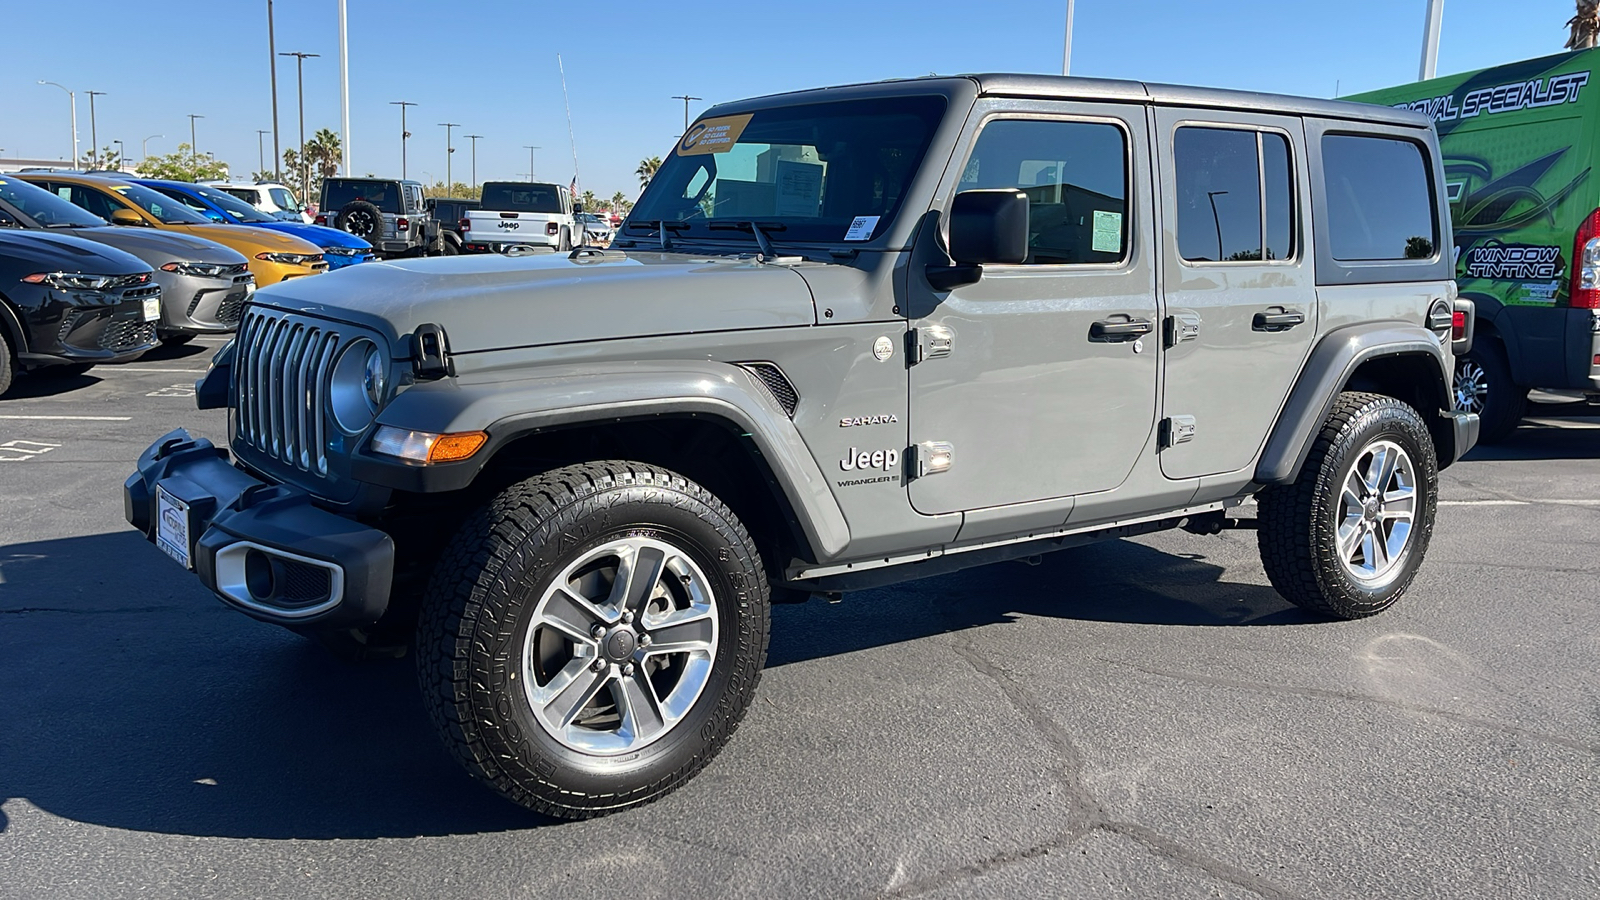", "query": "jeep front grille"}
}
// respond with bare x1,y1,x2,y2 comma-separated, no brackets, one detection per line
234,308,342,474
